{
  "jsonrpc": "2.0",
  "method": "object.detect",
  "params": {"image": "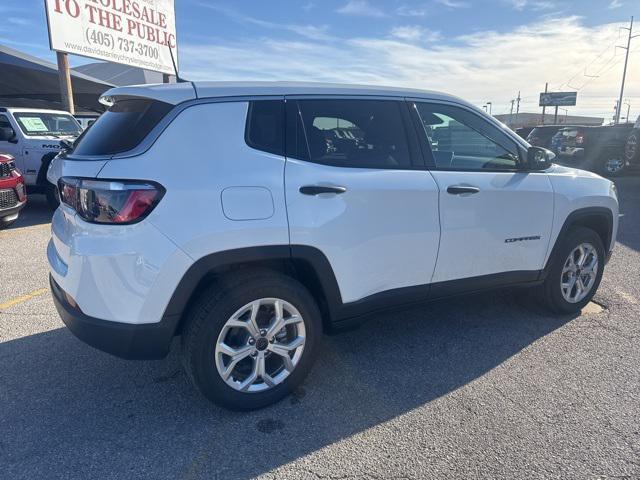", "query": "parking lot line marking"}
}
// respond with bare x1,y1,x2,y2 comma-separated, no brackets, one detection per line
0,224,50,239
0,288,49,311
